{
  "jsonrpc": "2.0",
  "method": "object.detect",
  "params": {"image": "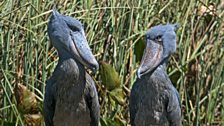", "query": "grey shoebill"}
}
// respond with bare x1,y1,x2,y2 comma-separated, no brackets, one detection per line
44,9,100,126
129,24,182,126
